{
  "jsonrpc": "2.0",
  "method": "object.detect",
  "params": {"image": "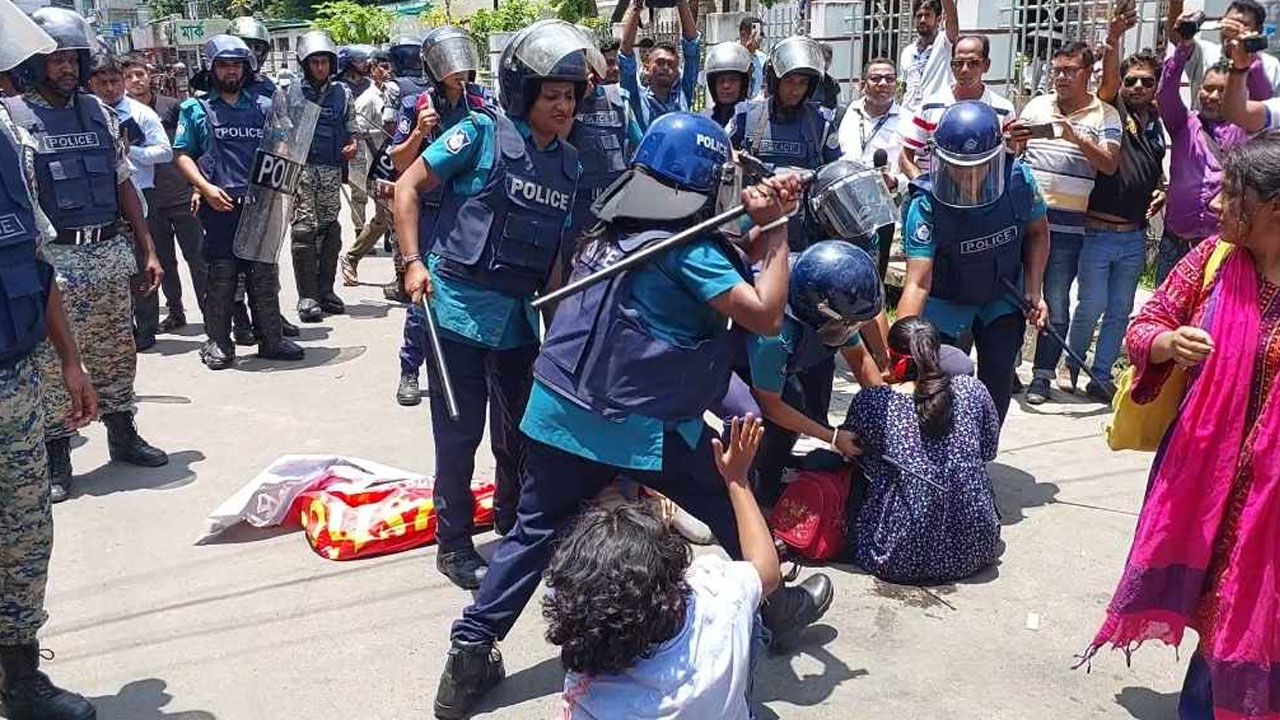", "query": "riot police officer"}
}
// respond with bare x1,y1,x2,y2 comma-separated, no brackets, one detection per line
383,35,425,128
291,30,357,323
394,20,586,593
0,6,100,715
703,41,753,127
746,241,885,504
729,35,841,253
899,101,1050,424
430,111,832,719
337,43,376,236
227,16,276,99
6,6,167,502
387,26,490,407
173,35,304,369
